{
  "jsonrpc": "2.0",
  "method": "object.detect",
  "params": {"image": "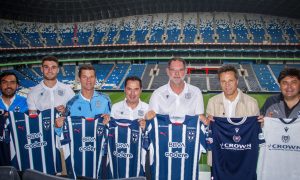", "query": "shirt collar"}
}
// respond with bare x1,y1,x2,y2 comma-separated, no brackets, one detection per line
1,95,16,110
41,80,58,90
123,98,142,110
167,81,188,96
79,90,98,102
